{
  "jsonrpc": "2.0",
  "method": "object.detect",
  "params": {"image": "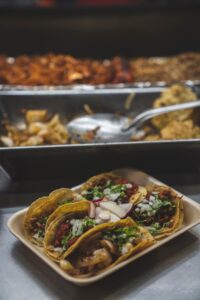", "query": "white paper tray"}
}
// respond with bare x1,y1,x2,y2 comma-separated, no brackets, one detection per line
7,168,200,286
